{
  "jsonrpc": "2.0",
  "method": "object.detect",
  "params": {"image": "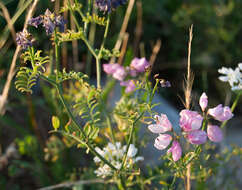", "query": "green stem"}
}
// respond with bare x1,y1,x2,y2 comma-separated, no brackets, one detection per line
106,116,116,144
169,175,177,190
96,58,101,89
68,0,81,30
221,92,241,129
54,30,60,82
120,112,144,170
149,79,159,105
